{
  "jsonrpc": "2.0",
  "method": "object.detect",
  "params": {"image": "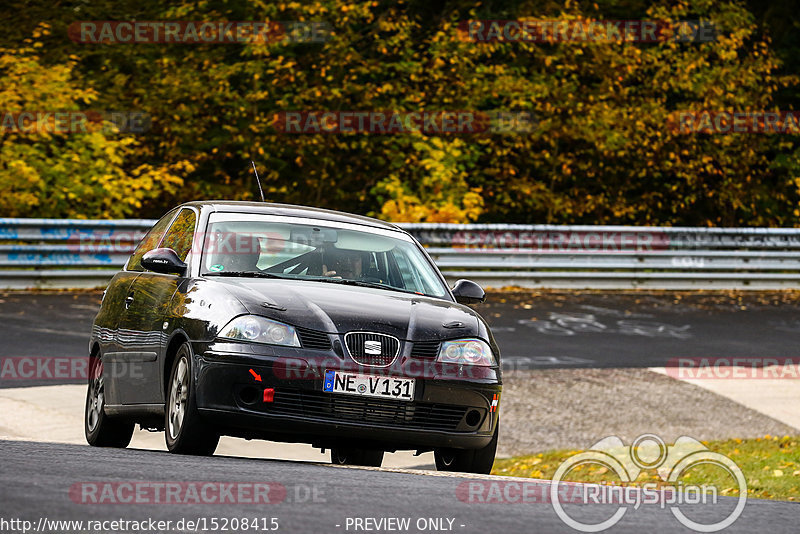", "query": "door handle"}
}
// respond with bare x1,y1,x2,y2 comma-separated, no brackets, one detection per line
125,295,134,309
